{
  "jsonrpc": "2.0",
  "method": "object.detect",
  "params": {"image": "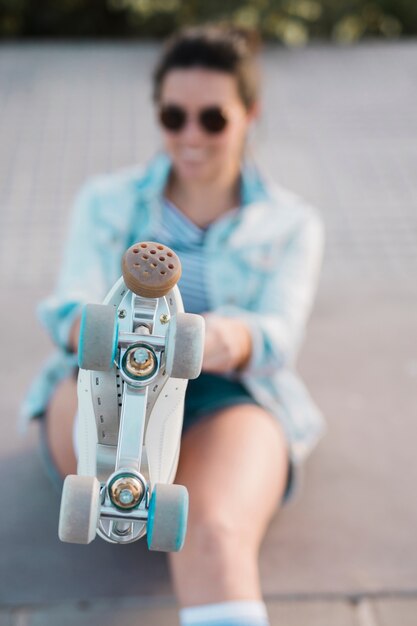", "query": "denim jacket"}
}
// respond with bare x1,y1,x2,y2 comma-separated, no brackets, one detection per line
20,152,326,466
